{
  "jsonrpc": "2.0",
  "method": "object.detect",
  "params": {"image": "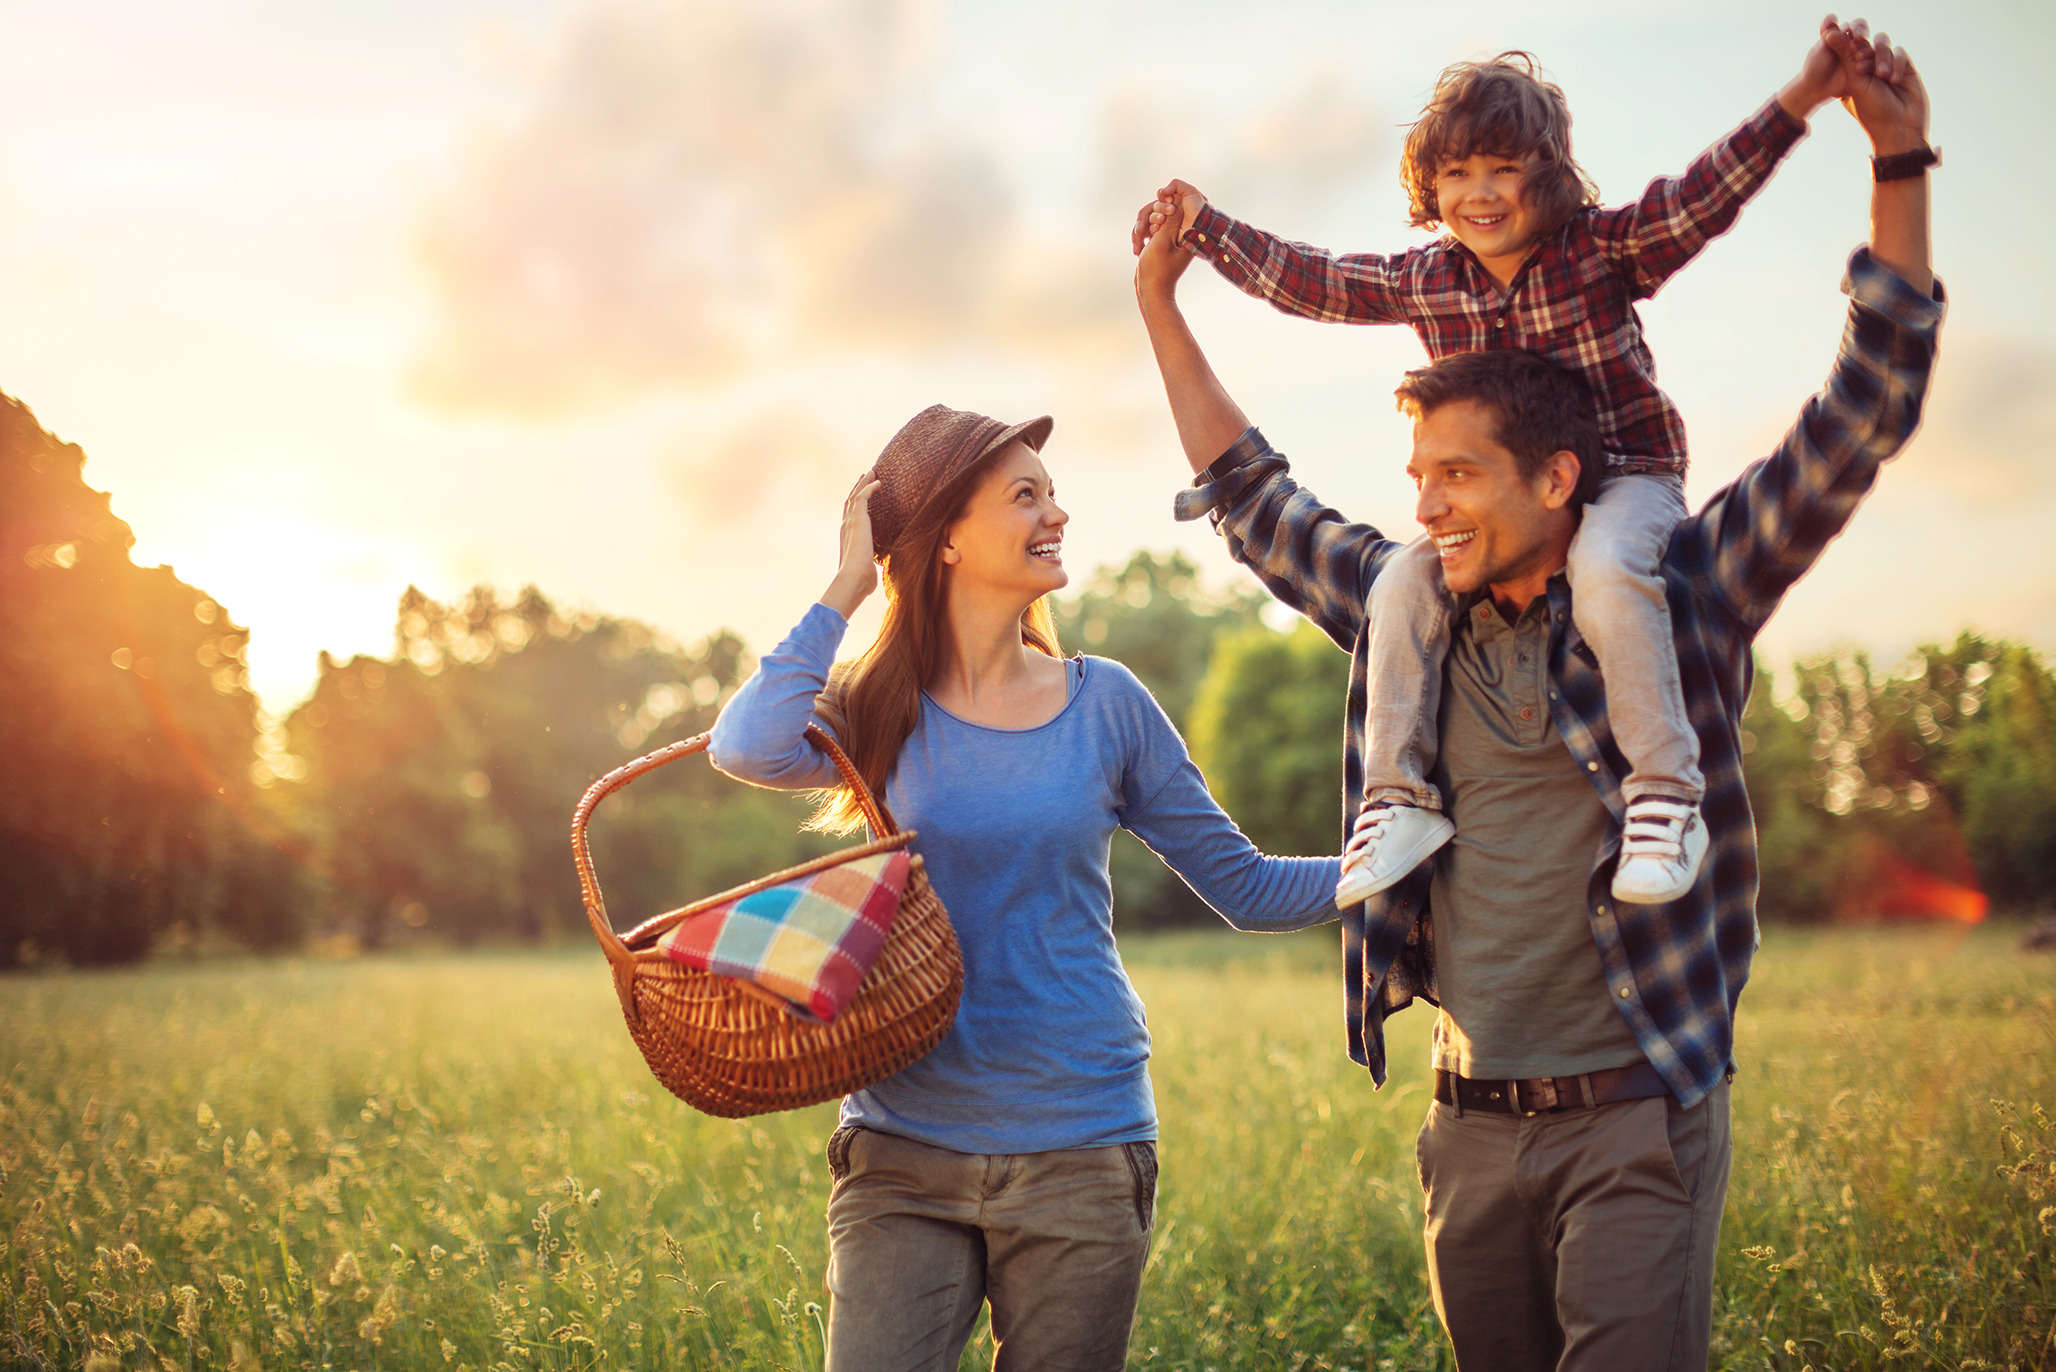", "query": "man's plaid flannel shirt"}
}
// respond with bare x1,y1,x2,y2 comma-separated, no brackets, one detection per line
1183,99,1808,476
1175,249,1944,1107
